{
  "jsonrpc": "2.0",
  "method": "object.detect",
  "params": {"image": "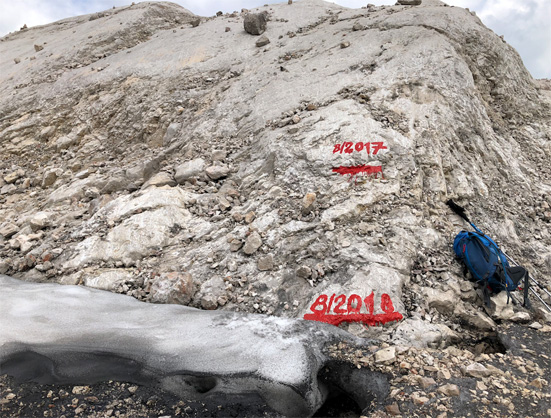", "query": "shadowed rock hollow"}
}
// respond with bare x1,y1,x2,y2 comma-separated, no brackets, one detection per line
1,0,551,415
